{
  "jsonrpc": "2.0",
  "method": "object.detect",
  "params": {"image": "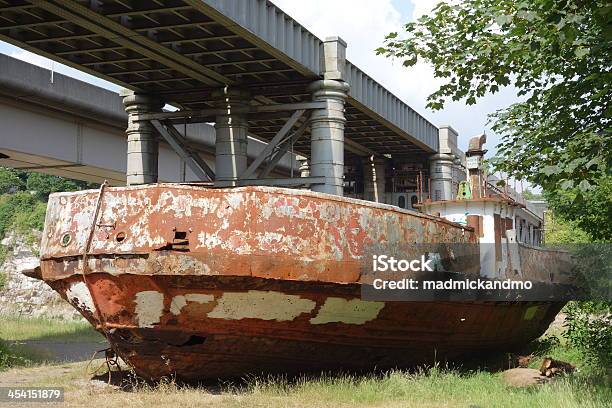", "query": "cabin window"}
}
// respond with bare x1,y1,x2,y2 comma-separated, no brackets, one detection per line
398,195,406,208
411,195,418,208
